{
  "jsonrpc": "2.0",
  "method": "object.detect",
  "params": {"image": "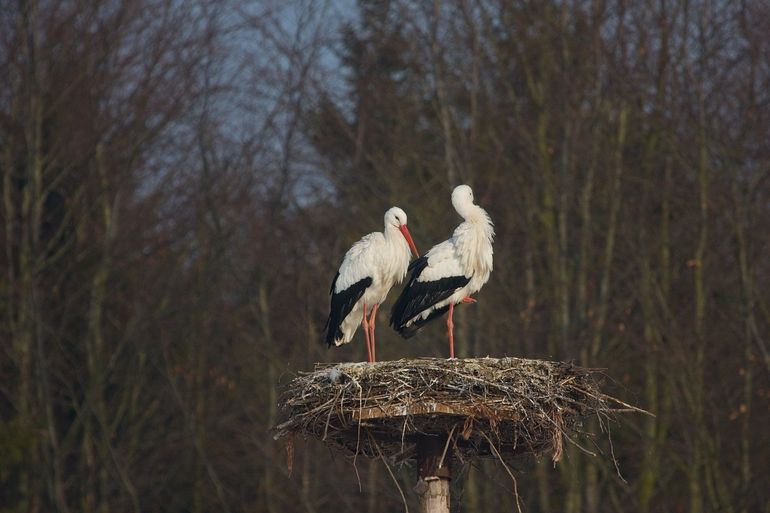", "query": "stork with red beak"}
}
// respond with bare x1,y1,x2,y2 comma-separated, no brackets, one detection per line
390,185,494,358
323,207,420,362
